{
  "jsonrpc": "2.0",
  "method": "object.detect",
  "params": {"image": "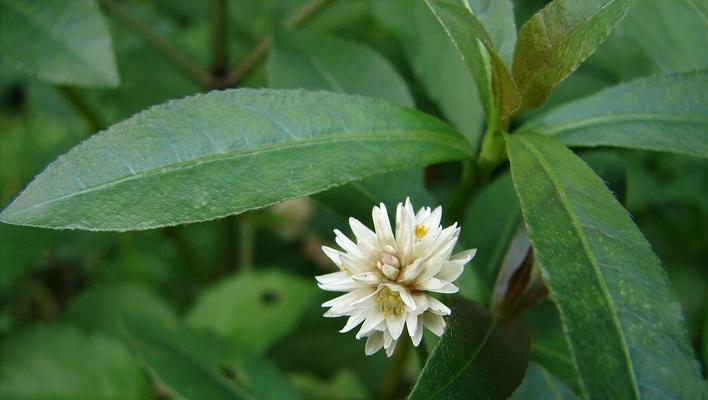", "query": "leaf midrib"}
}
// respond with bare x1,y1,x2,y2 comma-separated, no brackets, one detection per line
520,113,708,136
516,135,640,399
1,0,105,81
4,130,469,218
